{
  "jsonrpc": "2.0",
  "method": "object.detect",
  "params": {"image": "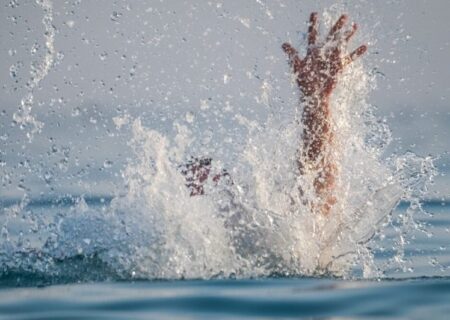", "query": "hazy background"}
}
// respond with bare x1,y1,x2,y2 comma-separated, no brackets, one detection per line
1,0,449,200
